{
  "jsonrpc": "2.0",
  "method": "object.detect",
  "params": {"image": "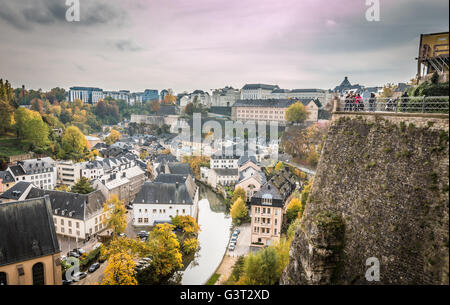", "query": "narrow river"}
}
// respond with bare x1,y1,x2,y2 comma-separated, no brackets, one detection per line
181,184,232,285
